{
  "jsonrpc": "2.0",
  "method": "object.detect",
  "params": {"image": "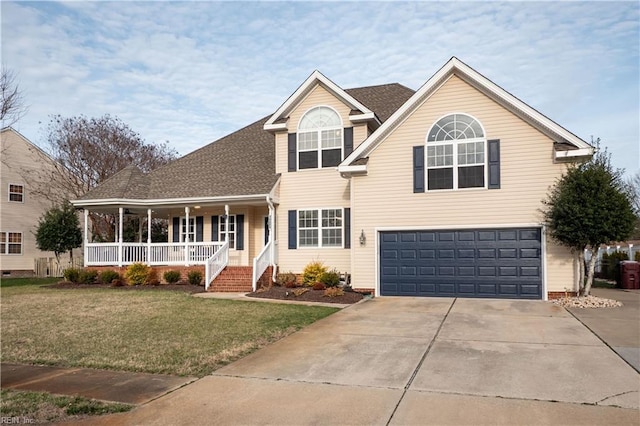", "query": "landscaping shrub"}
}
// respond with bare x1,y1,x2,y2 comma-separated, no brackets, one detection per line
124,263,152,286
163,270,181,284
602,251,629,282
78,269,98,284
292,288,309,297
324,287,344,298
276,272,297,287
99,270,120,284
319,269,340,288
302,261,327,286
312,282,326,290
63,267,81,283
188,270,203,286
